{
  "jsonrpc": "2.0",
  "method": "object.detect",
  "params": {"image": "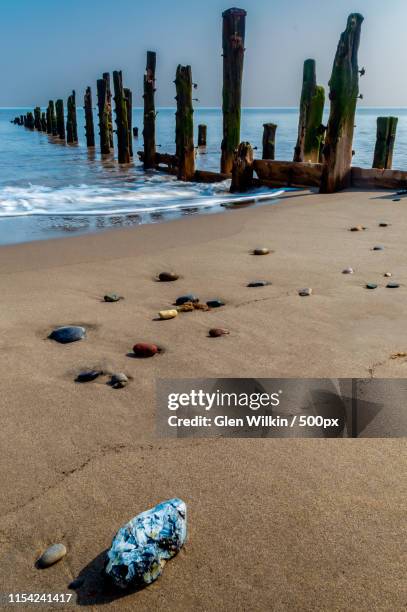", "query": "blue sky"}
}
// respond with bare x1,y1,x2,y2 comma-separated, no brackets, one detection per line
1,0,406,107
